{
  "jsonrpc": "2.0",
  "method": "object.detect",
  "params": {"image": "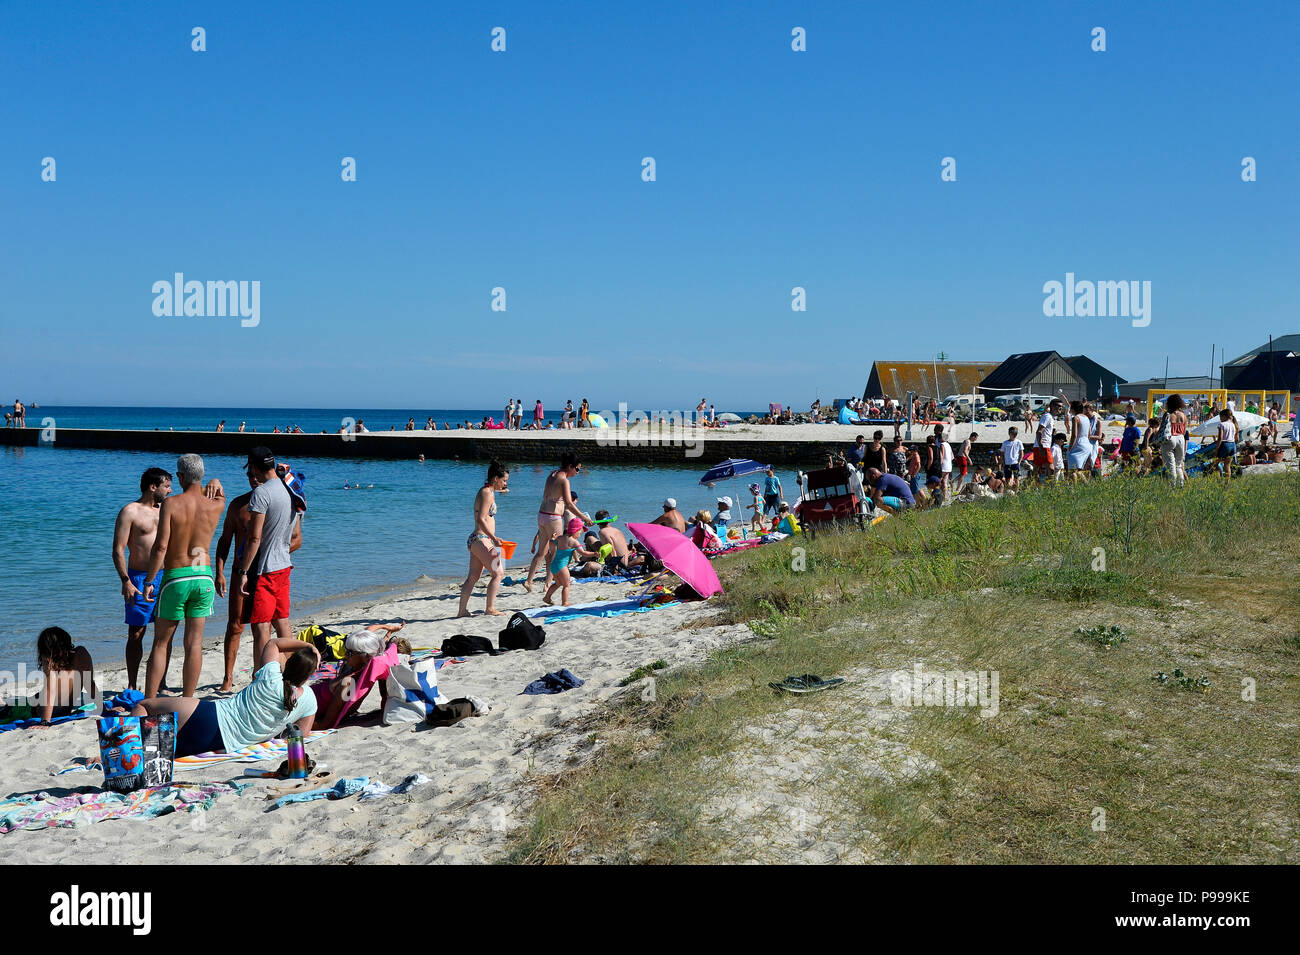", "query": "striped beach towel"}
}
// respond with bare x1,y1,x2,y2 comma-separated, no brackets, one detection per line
174,729,338,769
